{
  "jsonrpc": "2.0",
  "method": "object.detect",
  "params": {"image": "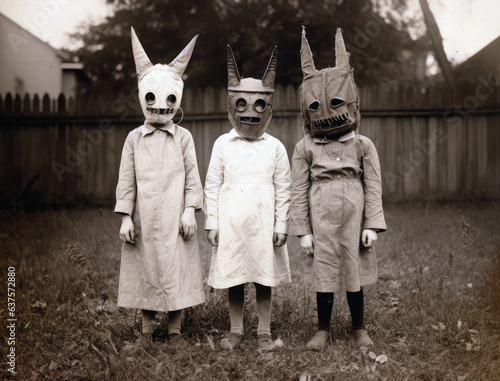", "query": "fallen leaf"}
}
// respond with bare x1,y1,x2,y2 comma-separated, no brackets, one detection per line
389,280,401,289
457,320,462,329
31,301,47,309
155,362,163,375
48,361,58,371
274,338,284,348
431,325,439,330
206,335,215,350
438,322,446,331
299,373,312,381
467,283,473,288
122,341,140,355
368,351,377,360
375,354,388,364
